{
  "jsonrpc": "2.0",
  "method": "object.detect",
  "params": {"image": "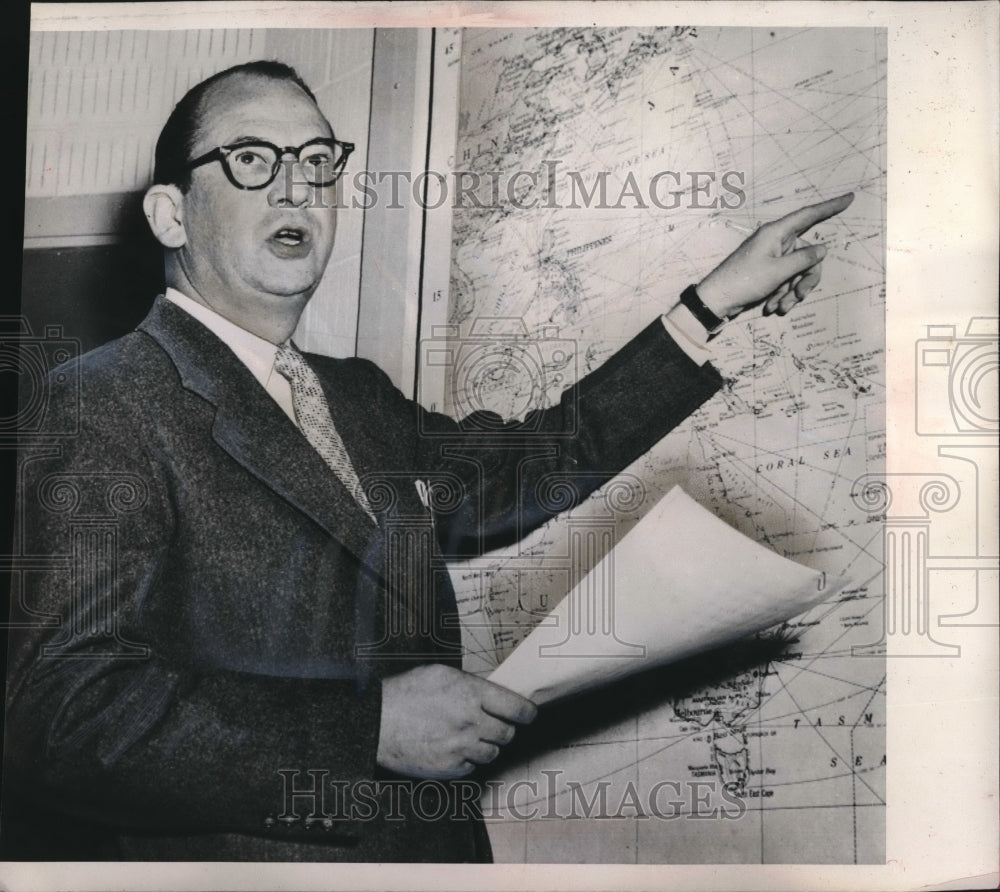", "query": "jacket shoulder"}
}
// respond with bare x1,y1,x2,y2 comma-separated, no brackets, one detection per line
73,330,174,384
36,331,179,437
